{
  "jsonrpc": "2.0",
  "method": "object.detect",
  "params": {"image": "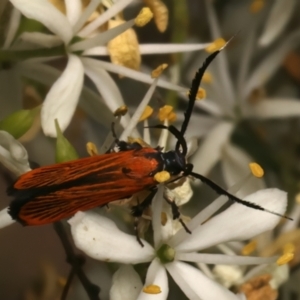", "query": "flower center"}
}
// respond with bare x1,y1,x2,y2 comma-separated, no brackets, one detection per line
156,244,176,263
